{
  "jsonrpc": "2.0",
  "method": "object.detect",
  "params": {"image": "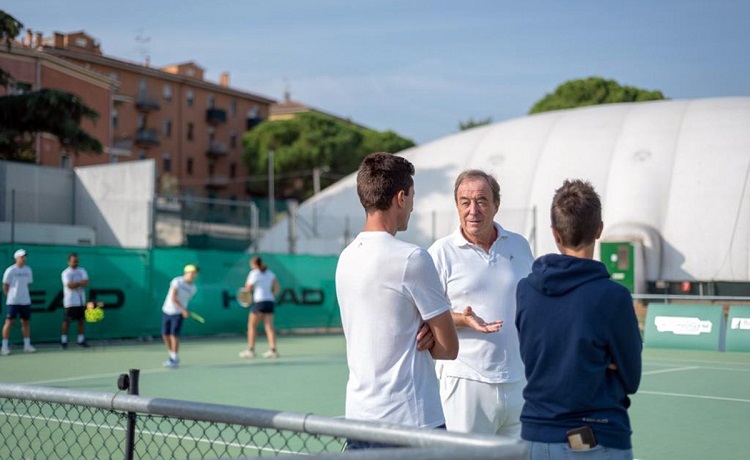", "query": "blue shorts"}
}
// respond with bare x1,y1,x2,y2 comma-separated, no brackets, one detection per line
162,314,184,336
6,305,31,320
251,301,275,314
